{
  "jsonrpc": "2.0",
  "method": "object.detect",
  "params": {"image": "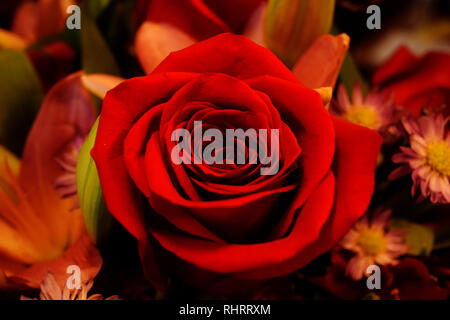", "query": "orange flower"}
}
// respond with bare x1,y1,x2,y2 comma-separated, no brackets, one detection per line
0,72,101,289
